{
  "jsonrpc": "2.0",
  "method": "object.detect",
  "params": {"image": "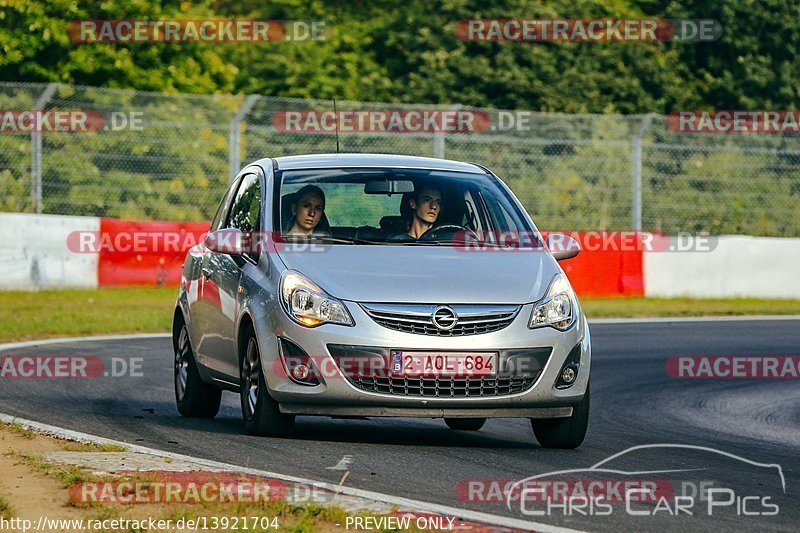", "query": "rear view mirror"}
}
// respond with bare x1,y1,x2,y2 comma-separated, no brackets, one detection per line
546,233,581,261
364,180,415,195
205,228,245,255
